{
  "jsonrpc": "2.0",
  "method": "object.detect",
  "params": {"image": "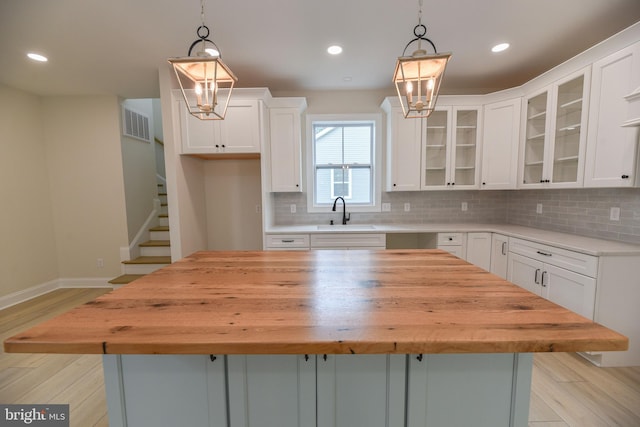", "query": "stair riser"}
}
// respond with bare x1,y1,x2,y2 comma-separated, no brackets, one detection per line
123,263,170,275
140,246,171,257
150,230,170,240
158,217,169,227
159,206,168,215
